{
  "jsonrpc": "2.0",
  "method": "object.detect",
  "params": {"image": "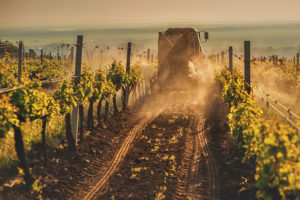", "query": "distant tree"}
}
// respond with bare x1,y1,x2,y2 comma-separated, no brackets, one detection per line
0,41,18,58
28,49,37,59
